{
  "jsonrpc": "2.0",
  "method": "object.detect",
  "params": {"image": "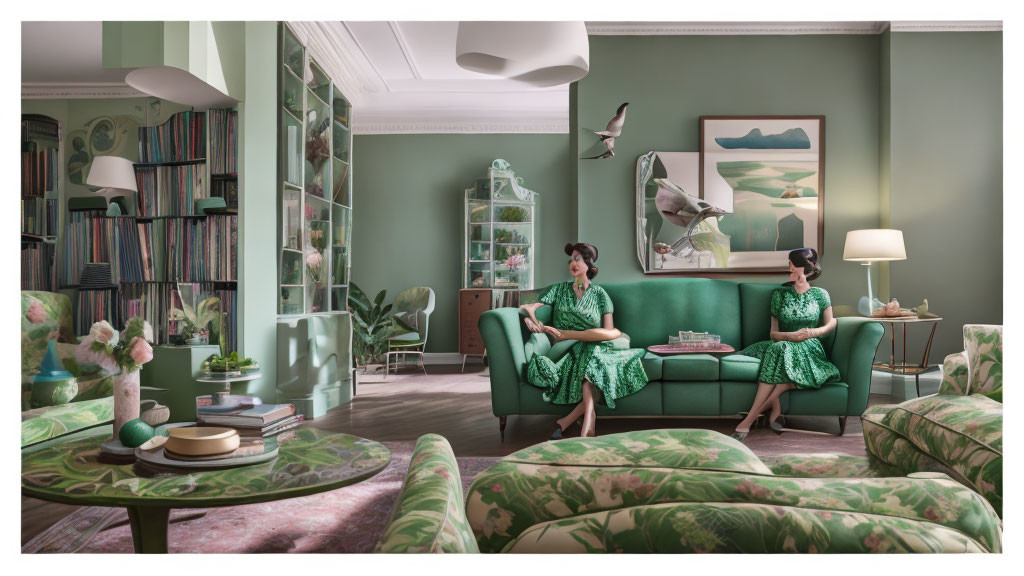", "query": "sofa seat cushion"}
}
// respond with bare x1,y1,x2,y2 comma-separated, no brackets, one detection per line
375,434,479,553
21,396,114,448
661,354,719,381
720,354,760,381
466,430,1001,553
640,352,663,381
877,394,1002,515
501,500,995,553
